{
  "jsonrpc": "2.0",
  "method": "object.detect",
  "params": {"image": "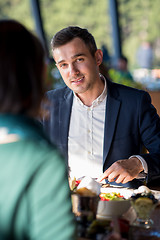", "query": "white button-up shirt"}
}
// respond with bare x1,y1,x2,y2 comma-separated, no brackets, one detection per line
68,78,107,179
